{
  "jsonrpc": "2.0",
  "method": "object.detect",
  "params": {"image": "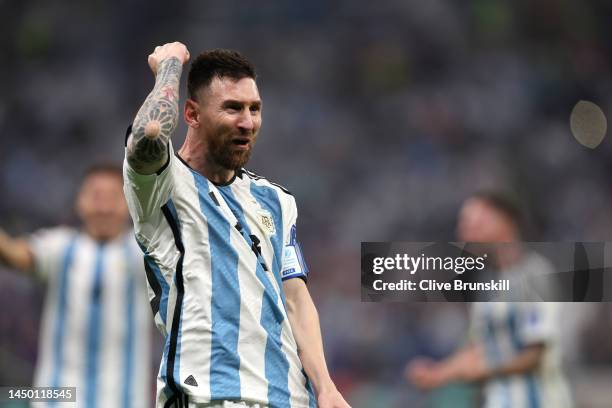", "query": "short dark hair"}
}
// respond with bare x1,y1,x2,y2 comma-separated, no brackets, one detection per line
187,49,257,100
83,163,123,182
471,190,528,237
